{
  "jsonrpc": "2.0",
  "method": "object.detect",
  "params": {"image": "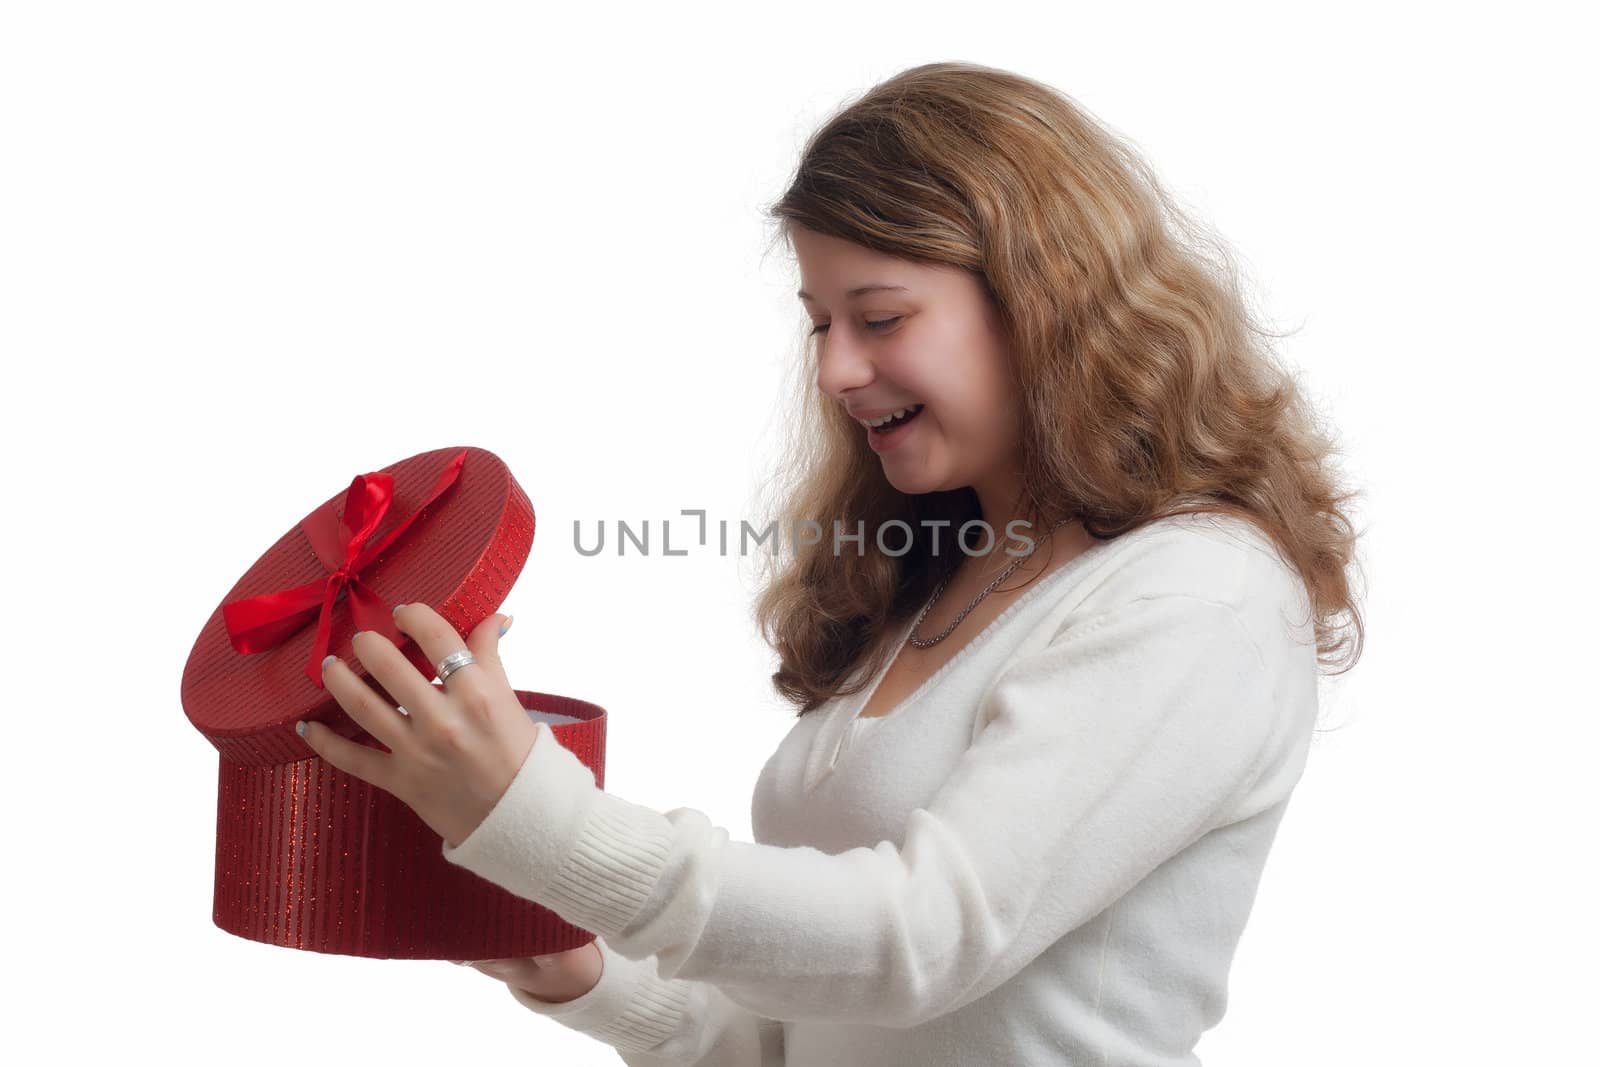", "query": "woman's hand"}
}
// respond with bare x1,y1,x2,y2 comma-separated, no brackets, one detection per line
296,603,539,850
454,942,604,1004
